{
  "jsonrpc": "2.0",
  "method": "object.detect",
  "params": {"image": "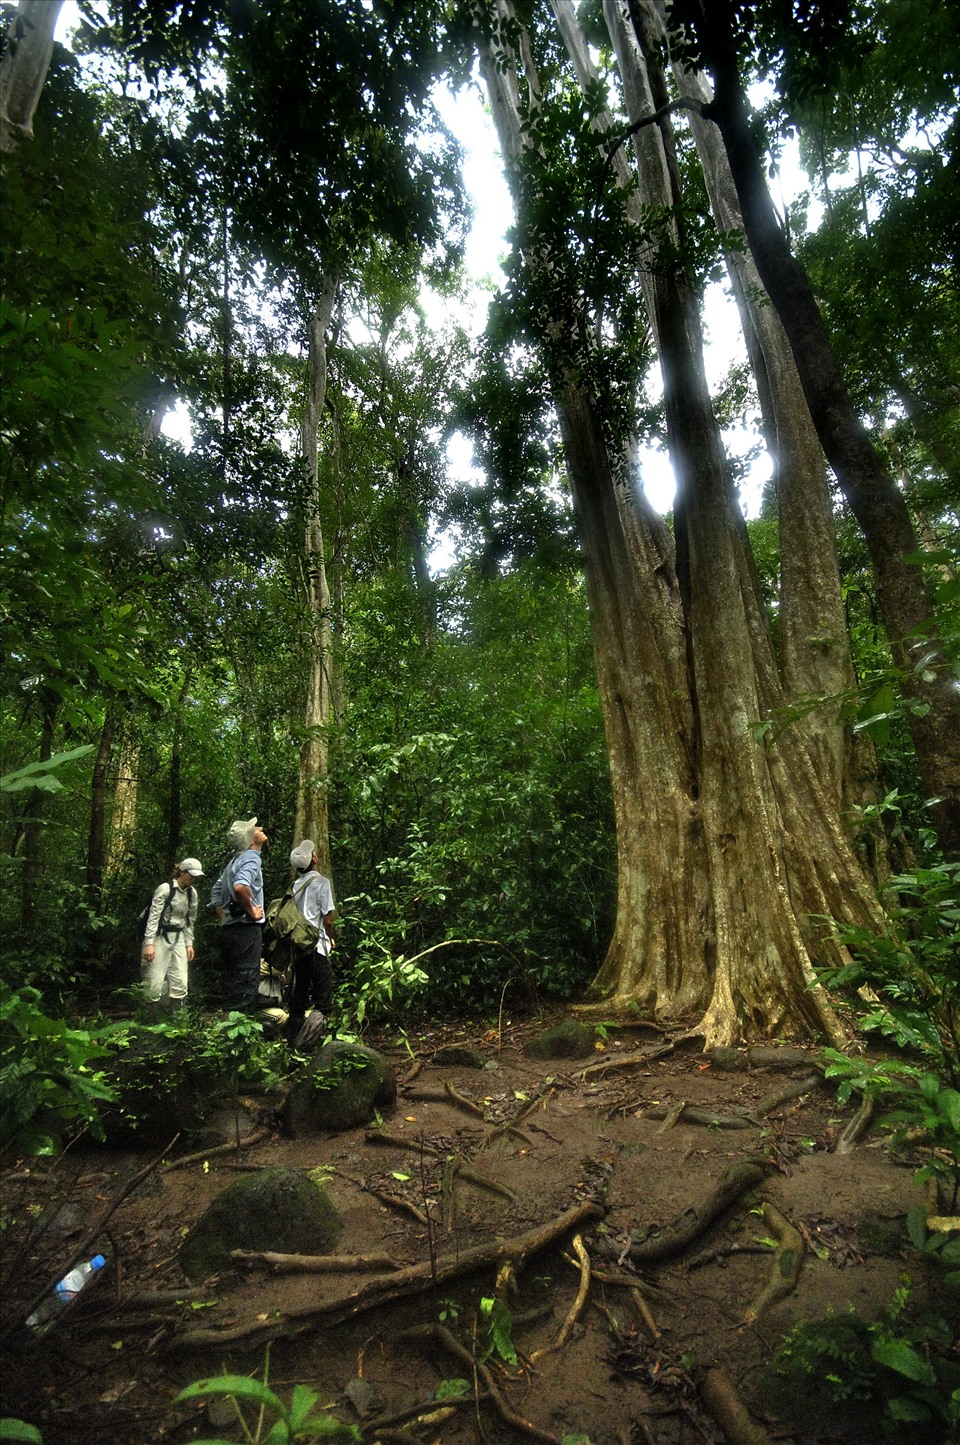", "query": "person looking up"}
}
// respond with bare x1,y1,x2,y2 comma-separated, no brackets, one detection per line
210,816,268,1014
